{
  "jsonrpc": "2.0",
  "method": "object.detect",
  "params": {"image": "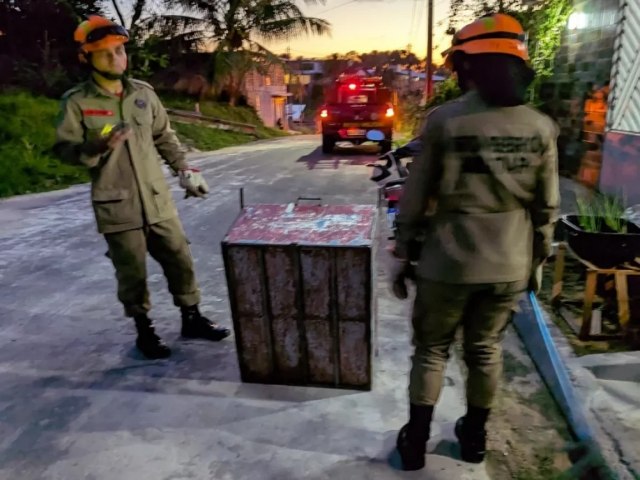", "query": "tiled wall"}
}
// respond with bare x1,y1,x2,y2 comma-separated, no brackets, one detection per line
538,0,621,180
